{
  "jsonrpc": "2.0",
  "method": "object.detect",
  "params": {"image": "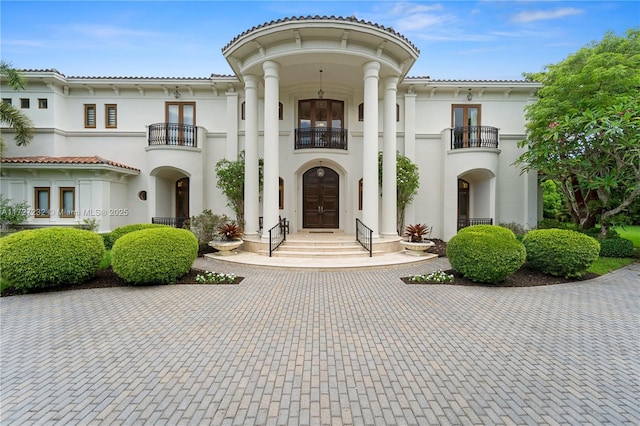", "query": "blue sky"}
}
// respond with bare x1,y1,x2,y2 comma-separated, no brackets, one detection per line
1,1,638,80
